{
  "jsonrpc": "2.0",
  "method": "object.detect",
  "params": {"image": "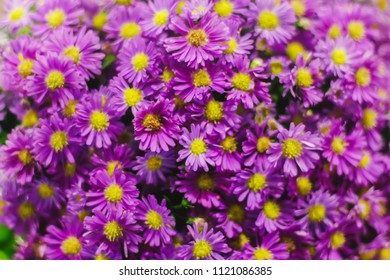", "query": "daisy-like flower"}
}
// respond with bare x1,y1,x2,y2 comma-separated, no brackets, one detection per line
43,217,92,260
268,123,322,177
177,222,231,259
133,99,180,153
117,38,159,86
250,0,296,46
287,173,315,197
33,113,79,167
315,36,362,77
133,151,176,185
172,62,228,103
242,232,289,260
322,124,364,176
213,0,250,24
45,27,105,81
140,0,176,38
31,0,83,38
255,199,294,233
0,0,33,35
212,203,245,238
209,132,242,172
76,93,123,149
164,12,229,68
136,195,176,247
178,123,215,172
348,150,384,185
312,5,344,41
232,165,283,210
29,177,65,215
83,209,142,256
27,53,85,109
358,107,383,151
0,128,37,184
295,190,340,236
87,169,139,214
181,0,213,21
343,3,374,43
104,5,143,52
